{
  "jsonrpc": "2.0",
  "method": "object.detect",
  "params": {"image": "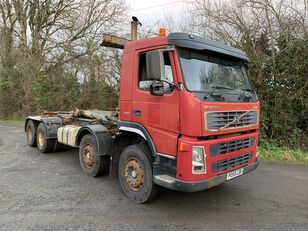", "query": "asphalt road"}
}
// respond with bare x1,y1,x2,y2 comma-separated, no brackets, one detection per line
0,124,307,231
